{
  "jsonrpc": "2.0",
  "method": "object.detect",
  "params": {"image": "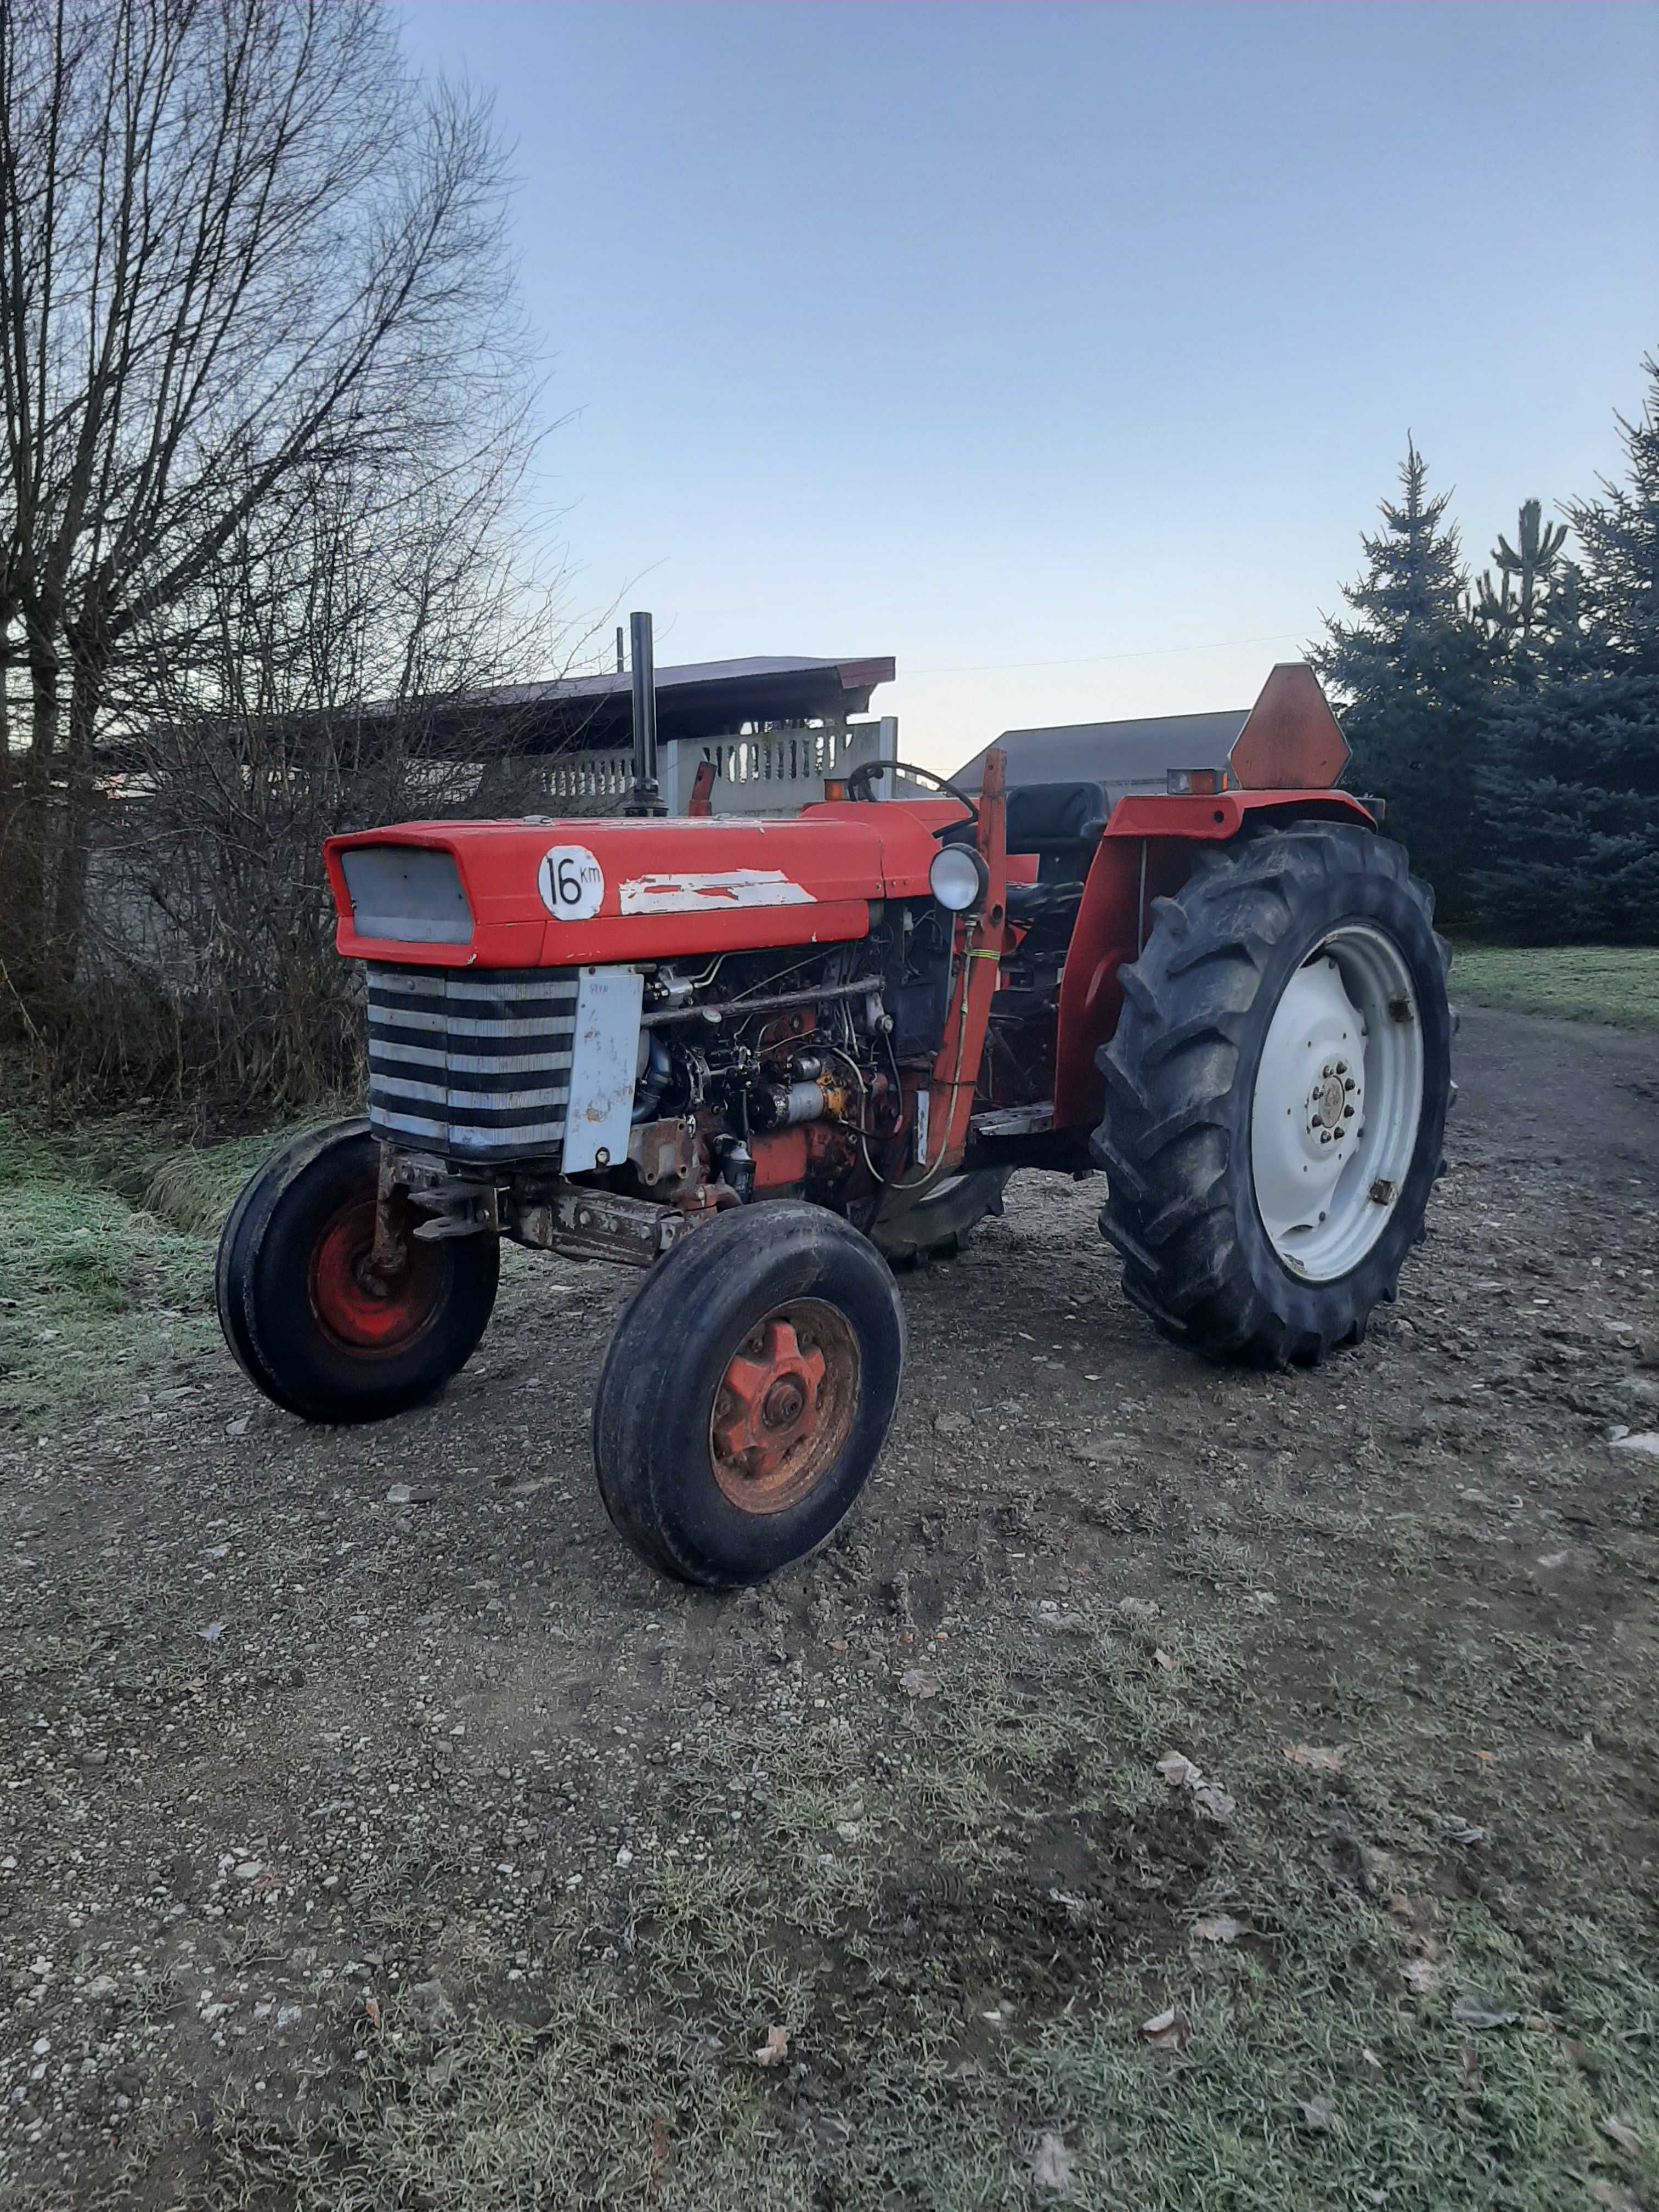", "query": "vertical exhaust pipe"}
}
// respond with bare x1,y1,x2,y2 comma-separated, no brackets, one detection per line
623,610,665,815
